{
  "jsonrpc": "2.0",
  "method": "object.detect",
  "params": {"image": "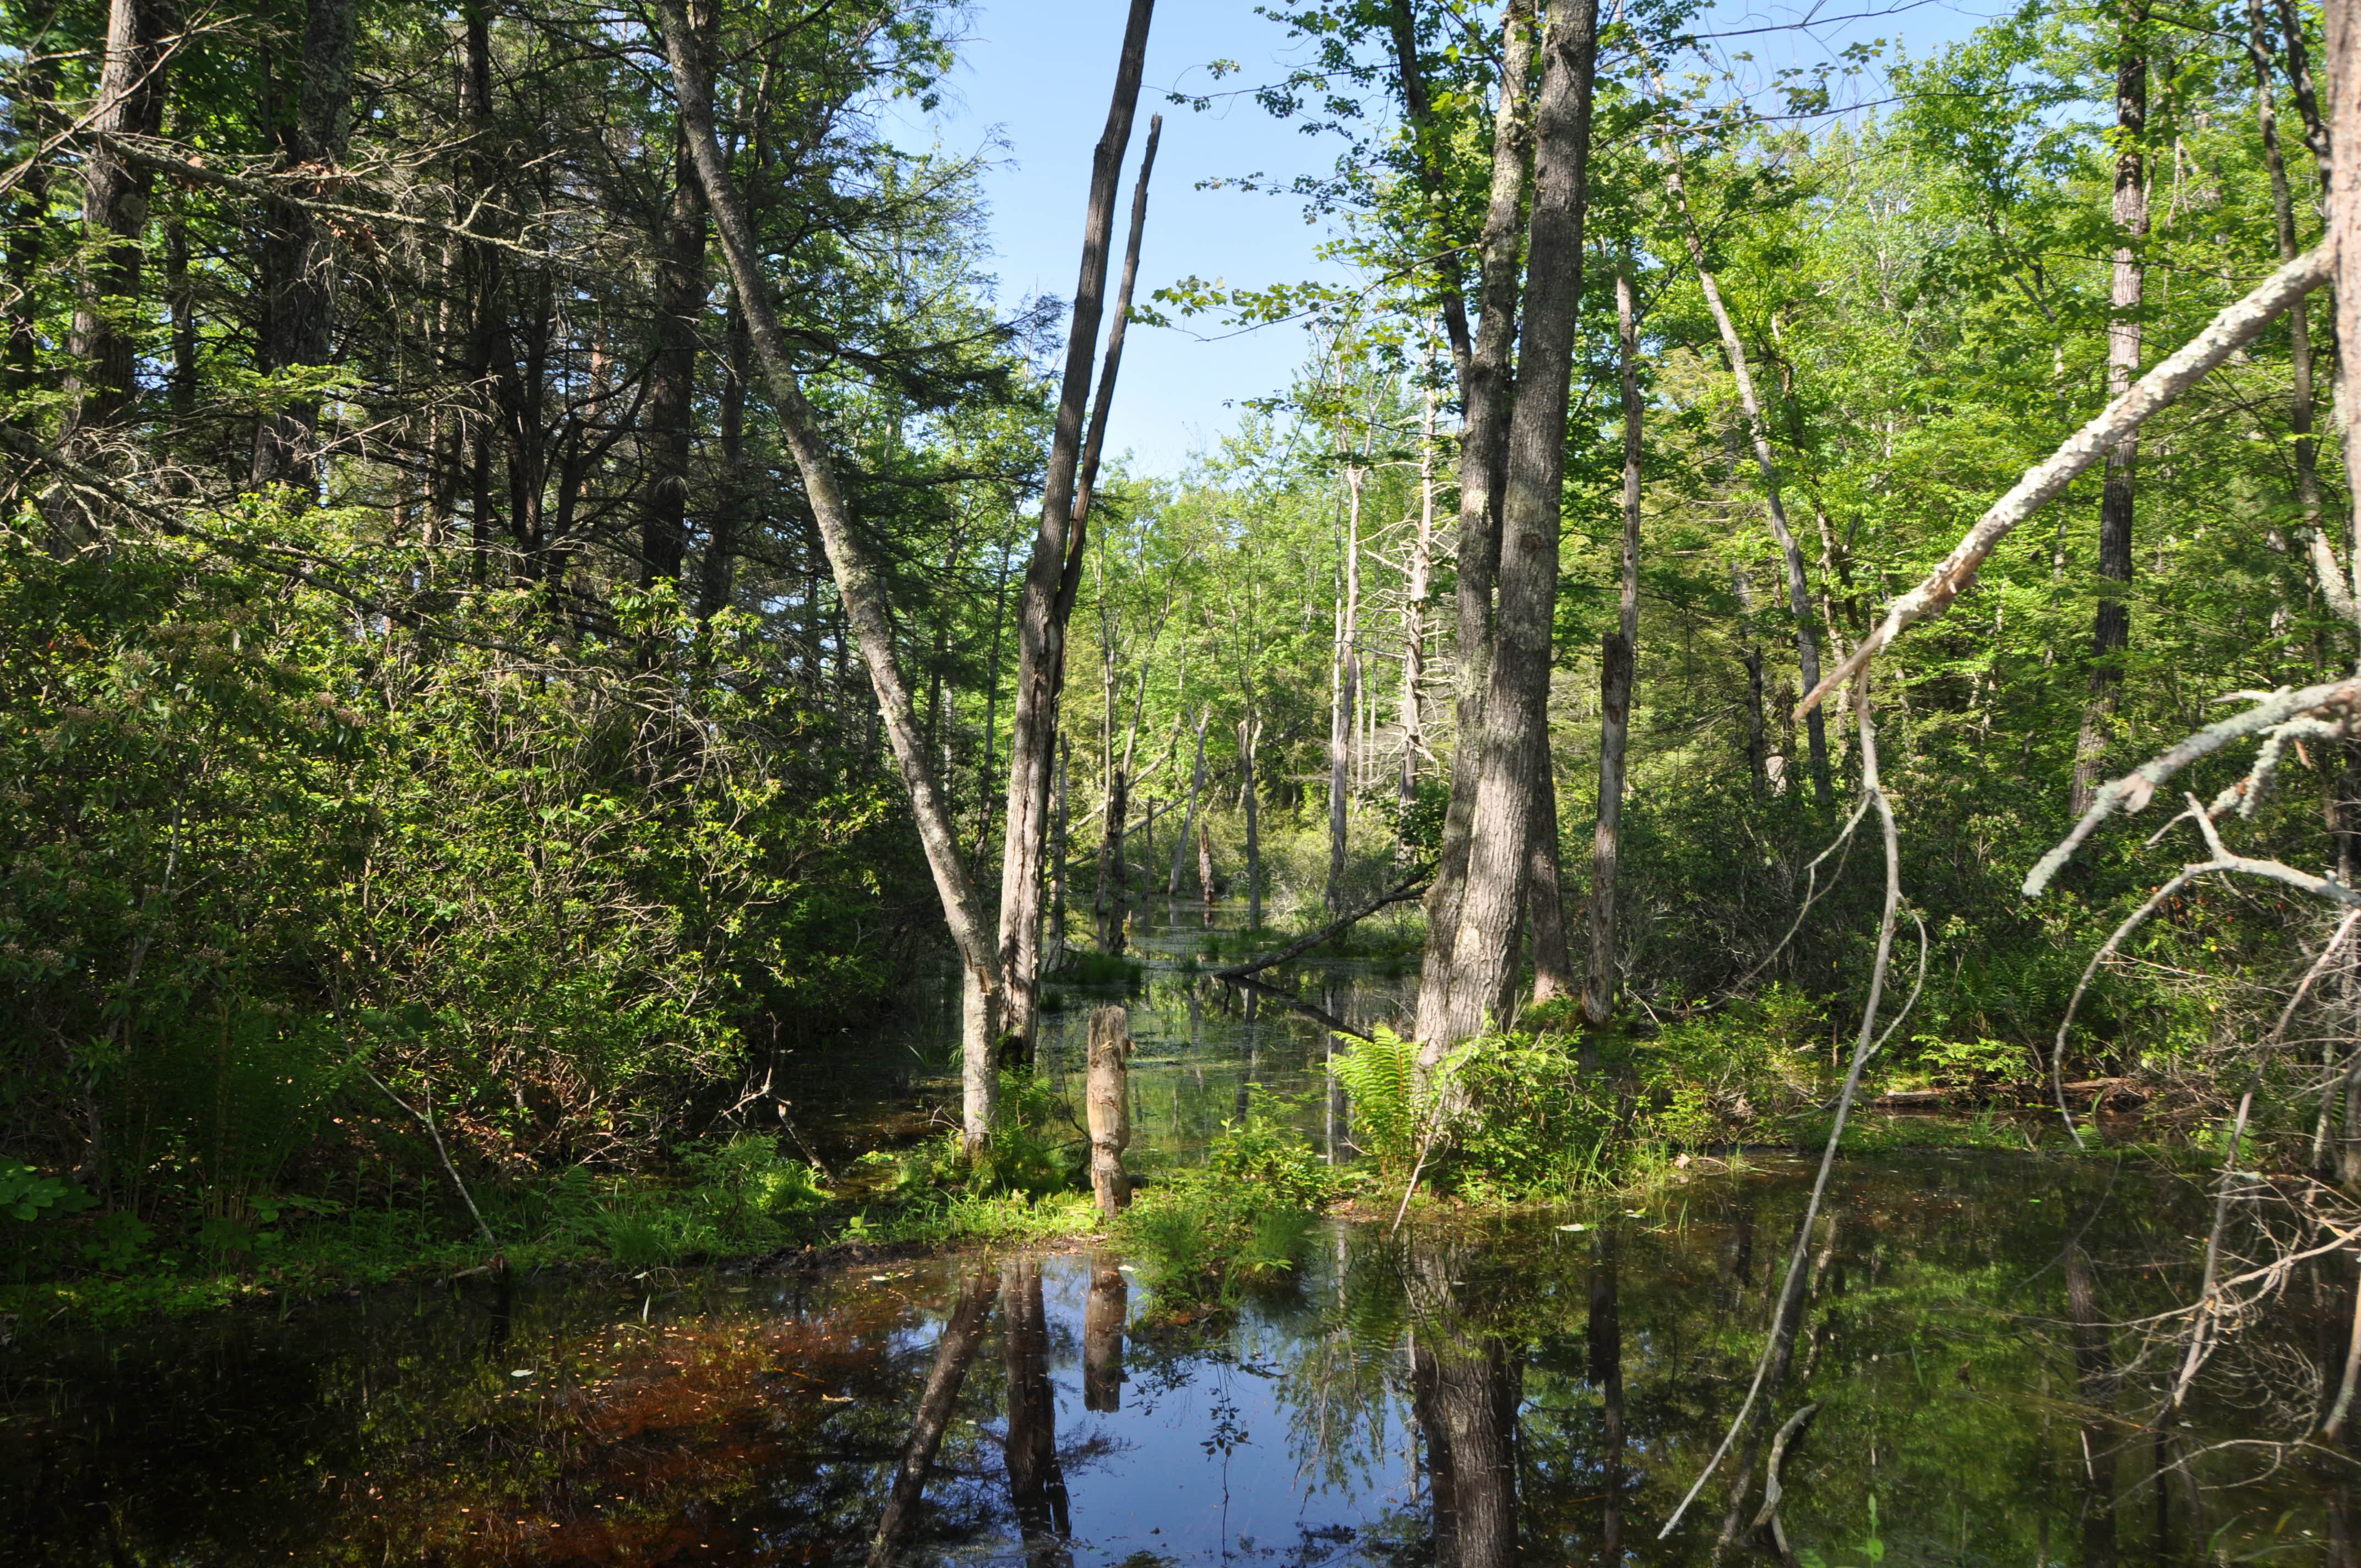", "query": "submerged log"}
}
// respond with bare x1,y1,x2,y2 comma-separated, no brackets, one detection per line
1087,1005,1133,1218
